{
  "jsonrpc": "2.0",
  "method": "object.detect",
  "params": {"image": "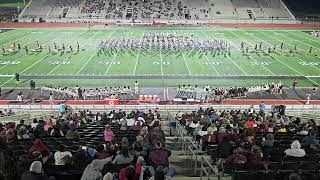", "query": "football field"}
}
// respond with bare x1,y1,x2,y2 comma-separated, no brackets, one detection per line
0,27,320,88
